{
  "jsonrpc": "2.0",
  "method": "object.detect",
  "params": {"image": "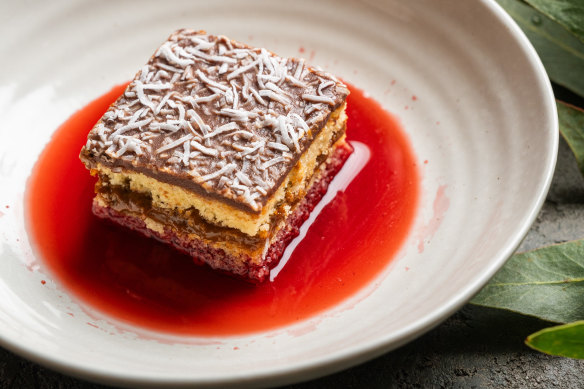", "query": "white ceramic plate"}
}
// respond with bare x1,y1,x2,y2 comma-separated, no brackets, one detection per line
0,0,557,387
